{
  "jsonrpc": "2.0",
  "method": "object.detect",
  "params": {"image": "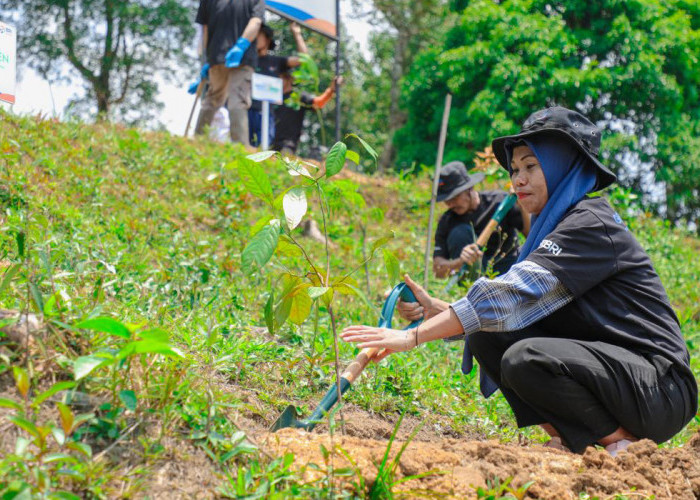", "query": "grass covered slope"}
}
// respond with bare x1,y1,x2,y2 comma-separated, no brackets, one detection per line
0,111,699,498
